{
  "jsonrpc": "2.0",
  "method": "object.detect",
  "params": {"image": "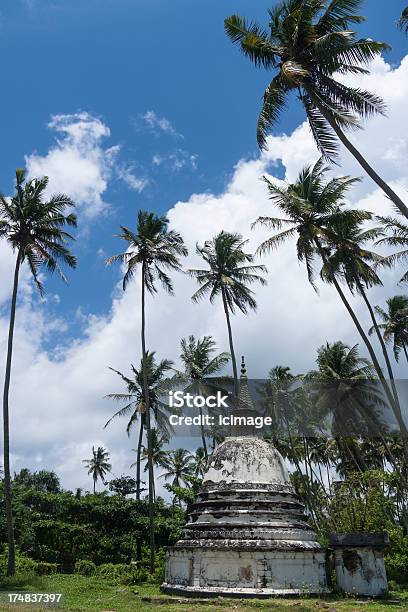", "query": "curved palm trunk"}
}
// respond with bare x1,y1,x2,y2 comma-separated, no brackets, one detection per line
315,239,408,448
221,287,239,400
358,283,402,414
403,343,408,366
310,93,408,220
141,262,155,573
2,250,22,577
